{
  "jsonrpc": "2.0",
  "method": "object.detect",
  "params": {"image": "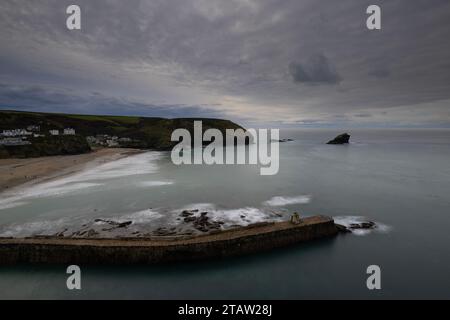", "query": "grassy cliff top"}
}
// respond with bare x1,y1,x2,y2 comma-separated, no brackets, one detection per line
0,110,245,150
